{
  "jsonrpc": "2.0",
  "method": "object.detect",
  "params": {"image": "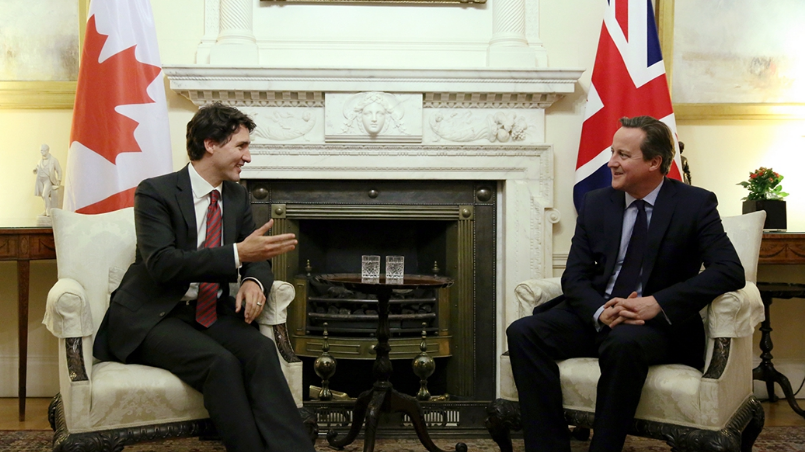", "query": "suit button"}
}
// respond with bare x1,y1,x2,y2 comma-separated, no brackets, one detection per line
159,312,166,317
